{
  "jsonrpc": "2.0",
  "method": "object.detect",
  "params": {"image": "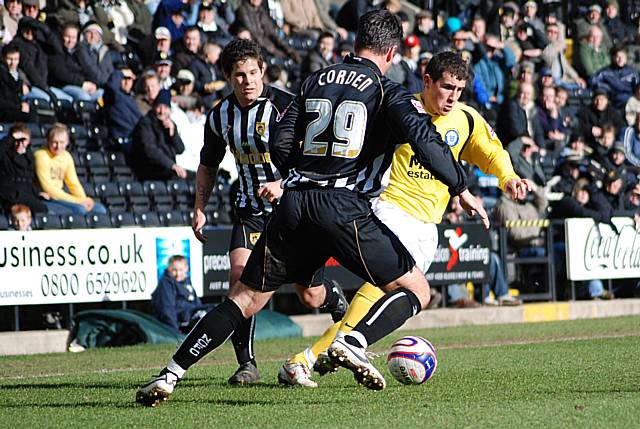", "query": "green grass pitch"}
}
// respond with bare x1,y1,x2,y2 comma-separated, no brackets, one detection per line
1,316,639,428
